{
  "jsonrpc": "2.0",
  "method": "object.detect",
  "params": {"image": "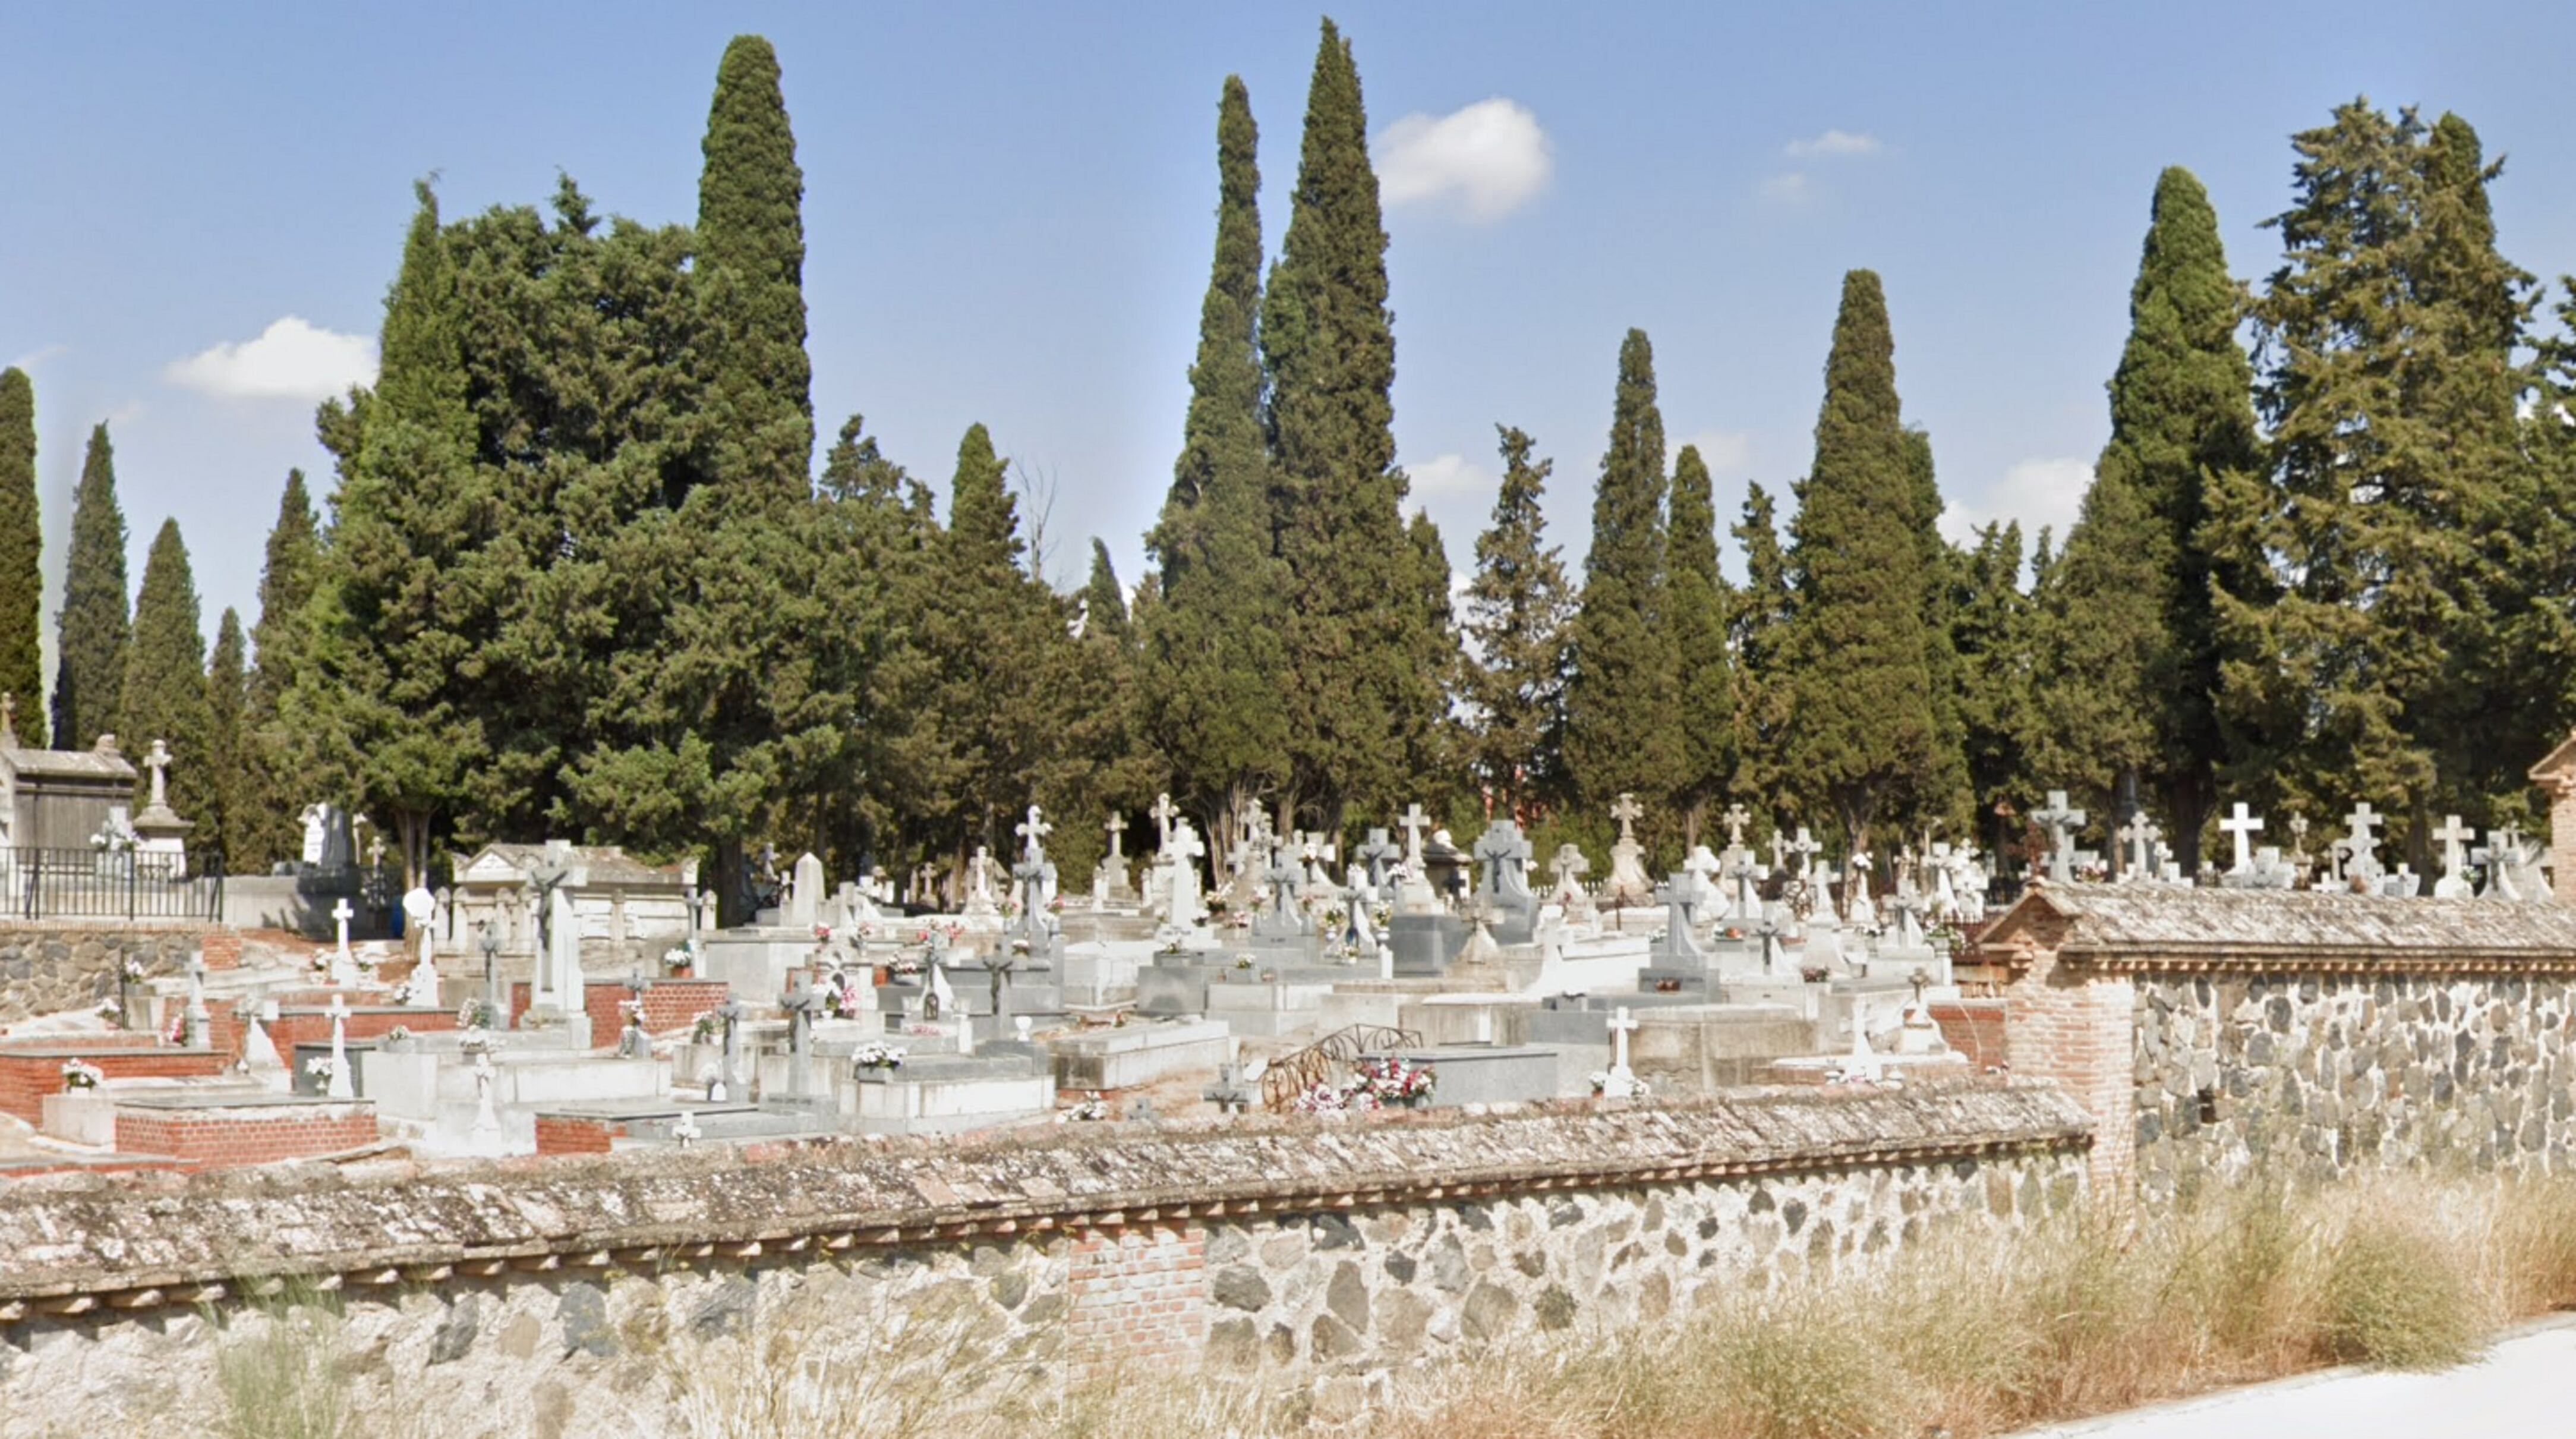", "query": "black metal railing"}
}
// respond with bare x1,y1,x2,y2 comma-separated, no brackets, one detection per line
6,847,225,922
